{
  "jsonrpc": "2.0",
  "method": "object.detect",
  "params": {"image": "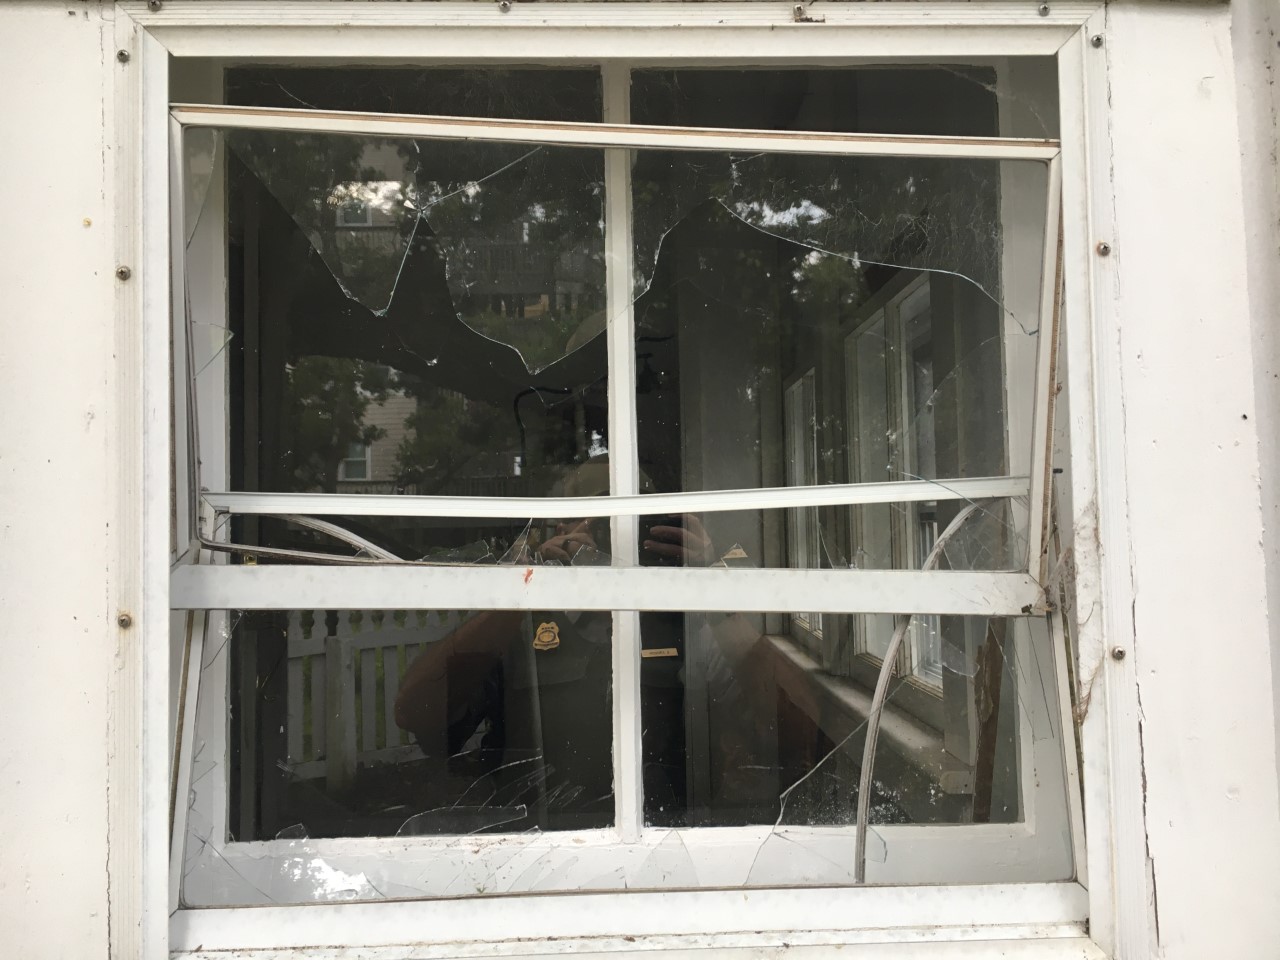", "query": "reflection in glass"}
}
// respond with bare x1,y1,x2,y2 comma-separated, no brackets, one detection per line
631,66,1052,138
632,152,1044,507
220,132,608,499
644,614,1043,829
225,609,613,840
